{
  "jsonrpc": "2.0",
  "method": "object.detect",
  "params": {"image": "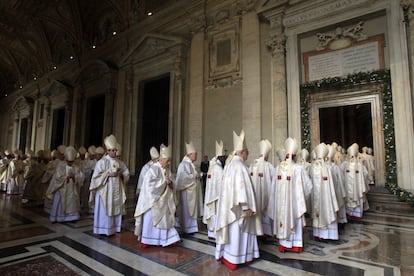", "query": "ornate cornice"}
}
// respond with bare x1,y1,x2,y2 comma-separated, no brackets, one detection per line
283,0,375,28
